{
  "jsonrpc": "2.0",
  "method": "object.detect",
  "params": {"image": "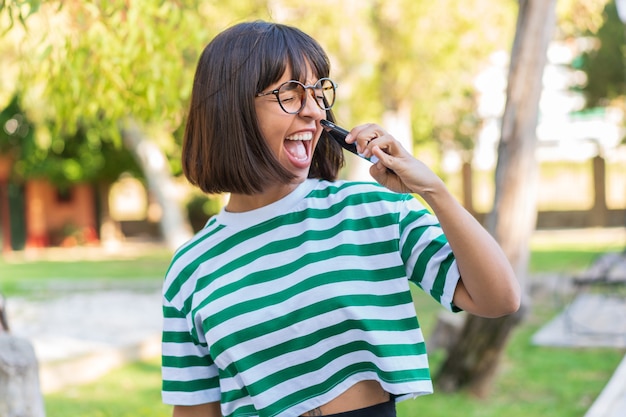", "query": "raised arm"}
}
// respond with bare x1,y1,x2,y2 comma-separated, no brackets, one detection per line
346,124,521,318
